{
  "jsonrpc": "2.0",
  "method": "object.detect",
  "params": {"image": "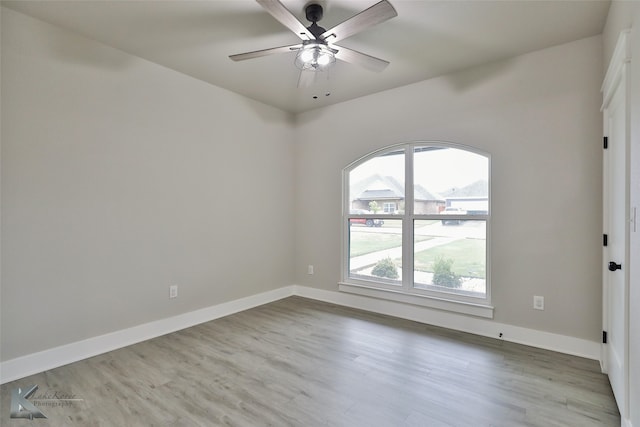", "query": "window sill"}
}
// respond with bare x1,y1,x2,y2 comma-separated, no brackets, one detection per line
338,282,494,319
